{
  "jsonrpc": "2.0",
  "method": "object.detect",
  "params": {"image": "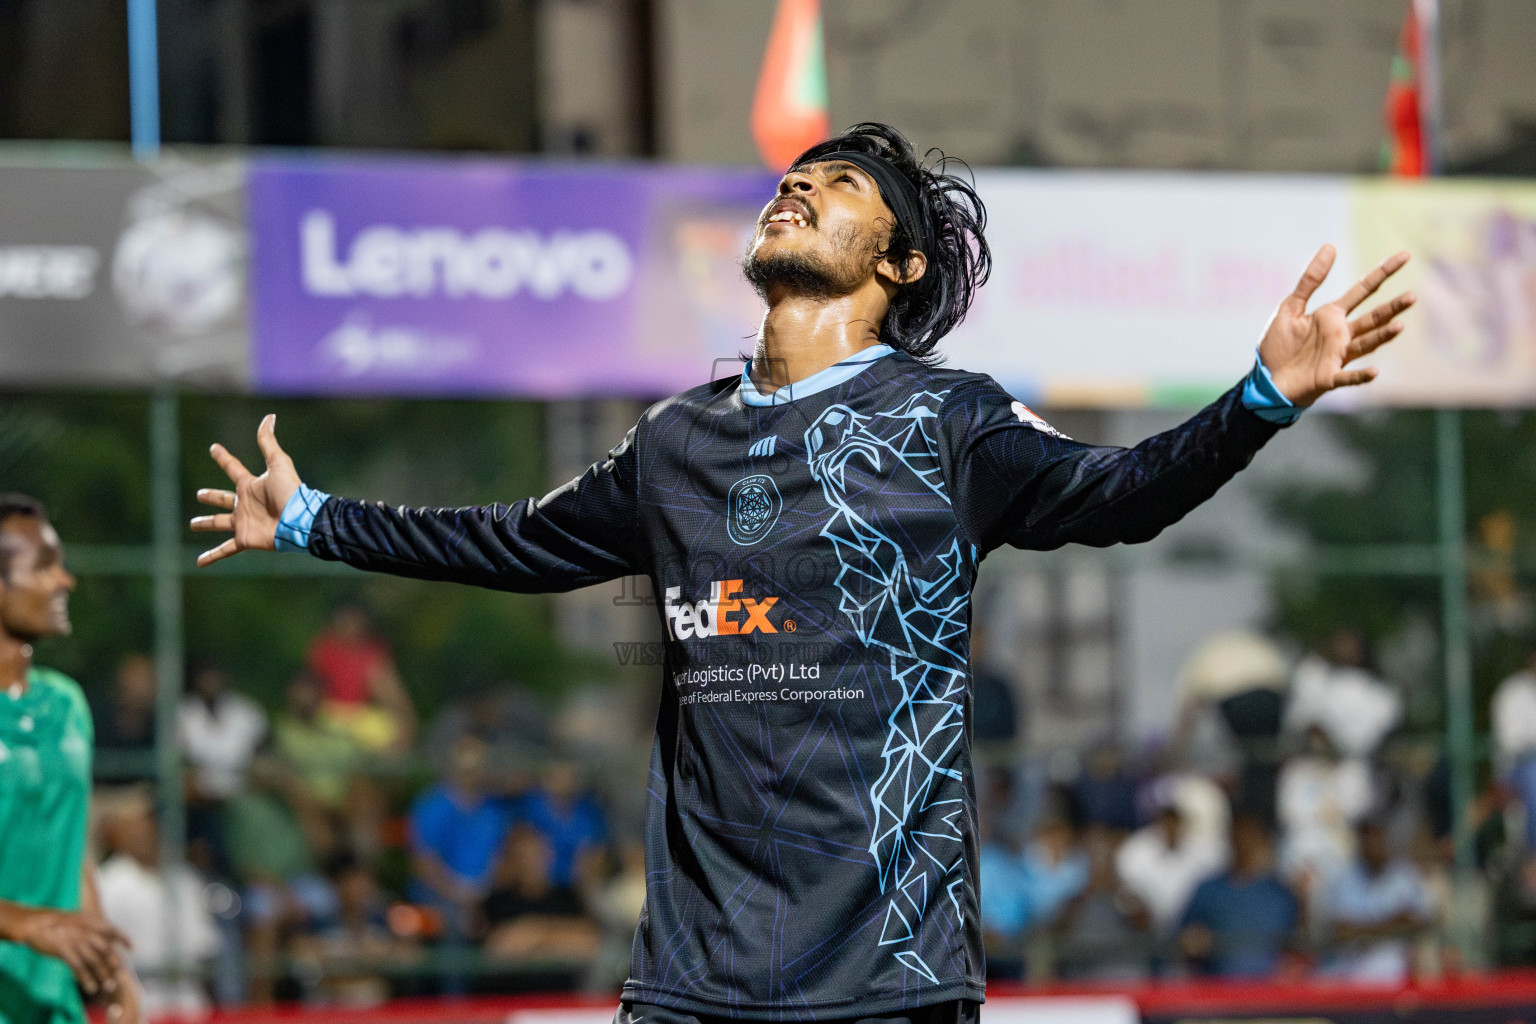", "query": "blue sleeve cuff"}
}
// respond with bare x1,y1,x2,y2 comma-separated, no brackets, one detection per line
1241,356,1303,425
274,484,331,552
